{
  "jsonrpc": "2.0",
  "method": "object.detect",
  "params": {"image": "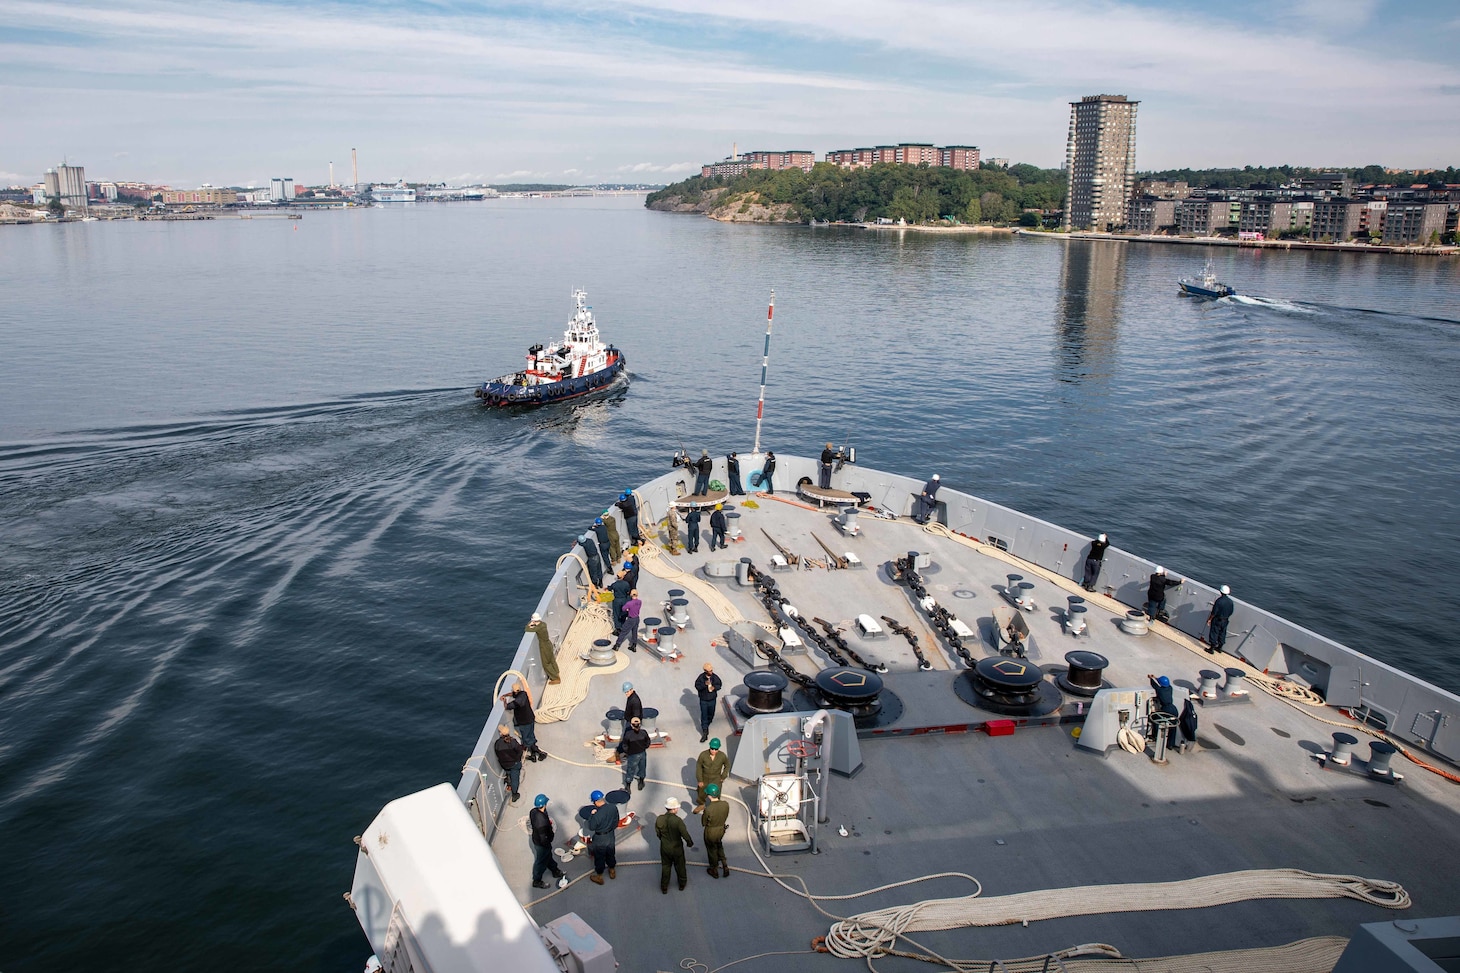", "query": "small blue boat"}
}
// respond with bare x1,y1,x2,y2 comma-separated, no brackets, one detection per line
1178,260,1236,299
475,289,628,407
